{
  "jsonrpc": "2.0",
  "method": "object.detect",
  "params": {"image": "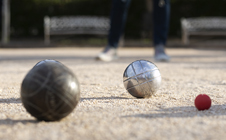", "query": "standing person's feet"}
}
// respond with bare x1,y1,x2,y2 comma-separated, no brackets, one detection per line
96,46,118,62
154,45,170,62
